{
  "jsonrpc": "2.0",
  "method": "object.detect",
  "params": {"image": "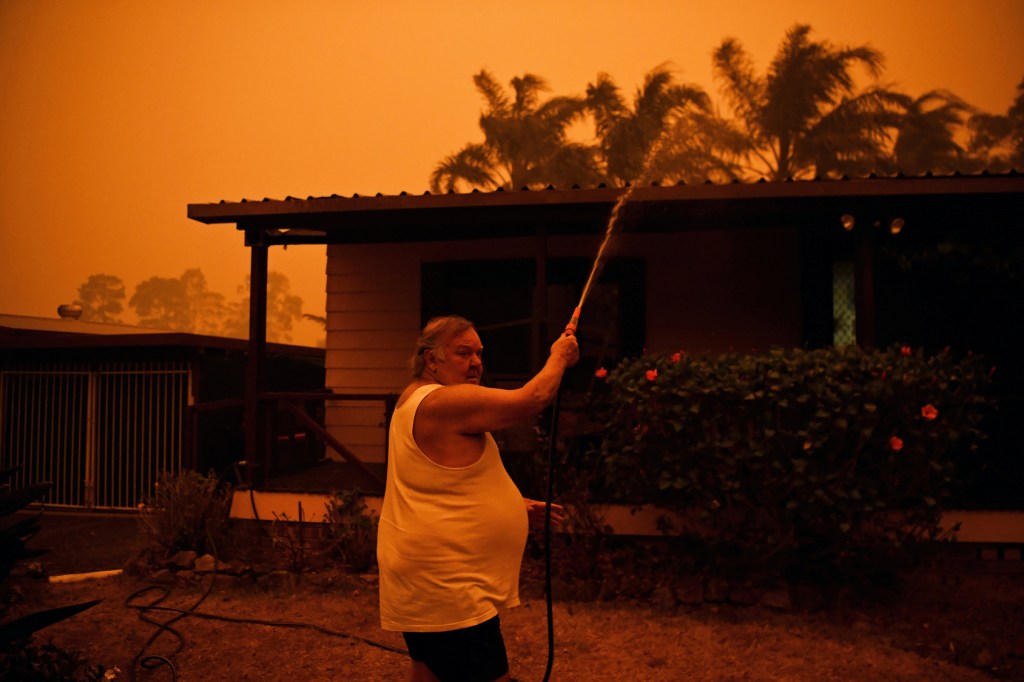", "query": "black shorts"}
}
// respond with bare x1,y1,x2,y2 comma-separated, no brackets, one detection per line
402,615,509,682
